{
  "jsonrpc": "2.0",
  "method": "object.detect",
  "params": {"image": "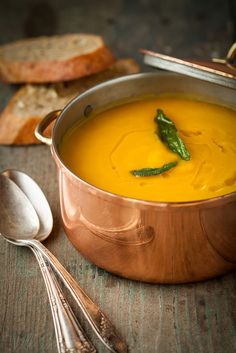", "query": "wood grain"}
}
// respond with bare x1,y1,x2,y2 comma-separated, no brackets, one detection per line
0,0,236,352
